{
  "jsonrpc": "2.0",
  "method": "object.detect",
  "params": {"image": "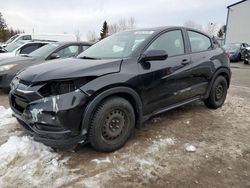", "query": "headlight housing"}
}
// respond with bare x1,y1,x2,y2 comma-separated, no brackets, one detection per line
0,64,18,72
38,77,96,97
